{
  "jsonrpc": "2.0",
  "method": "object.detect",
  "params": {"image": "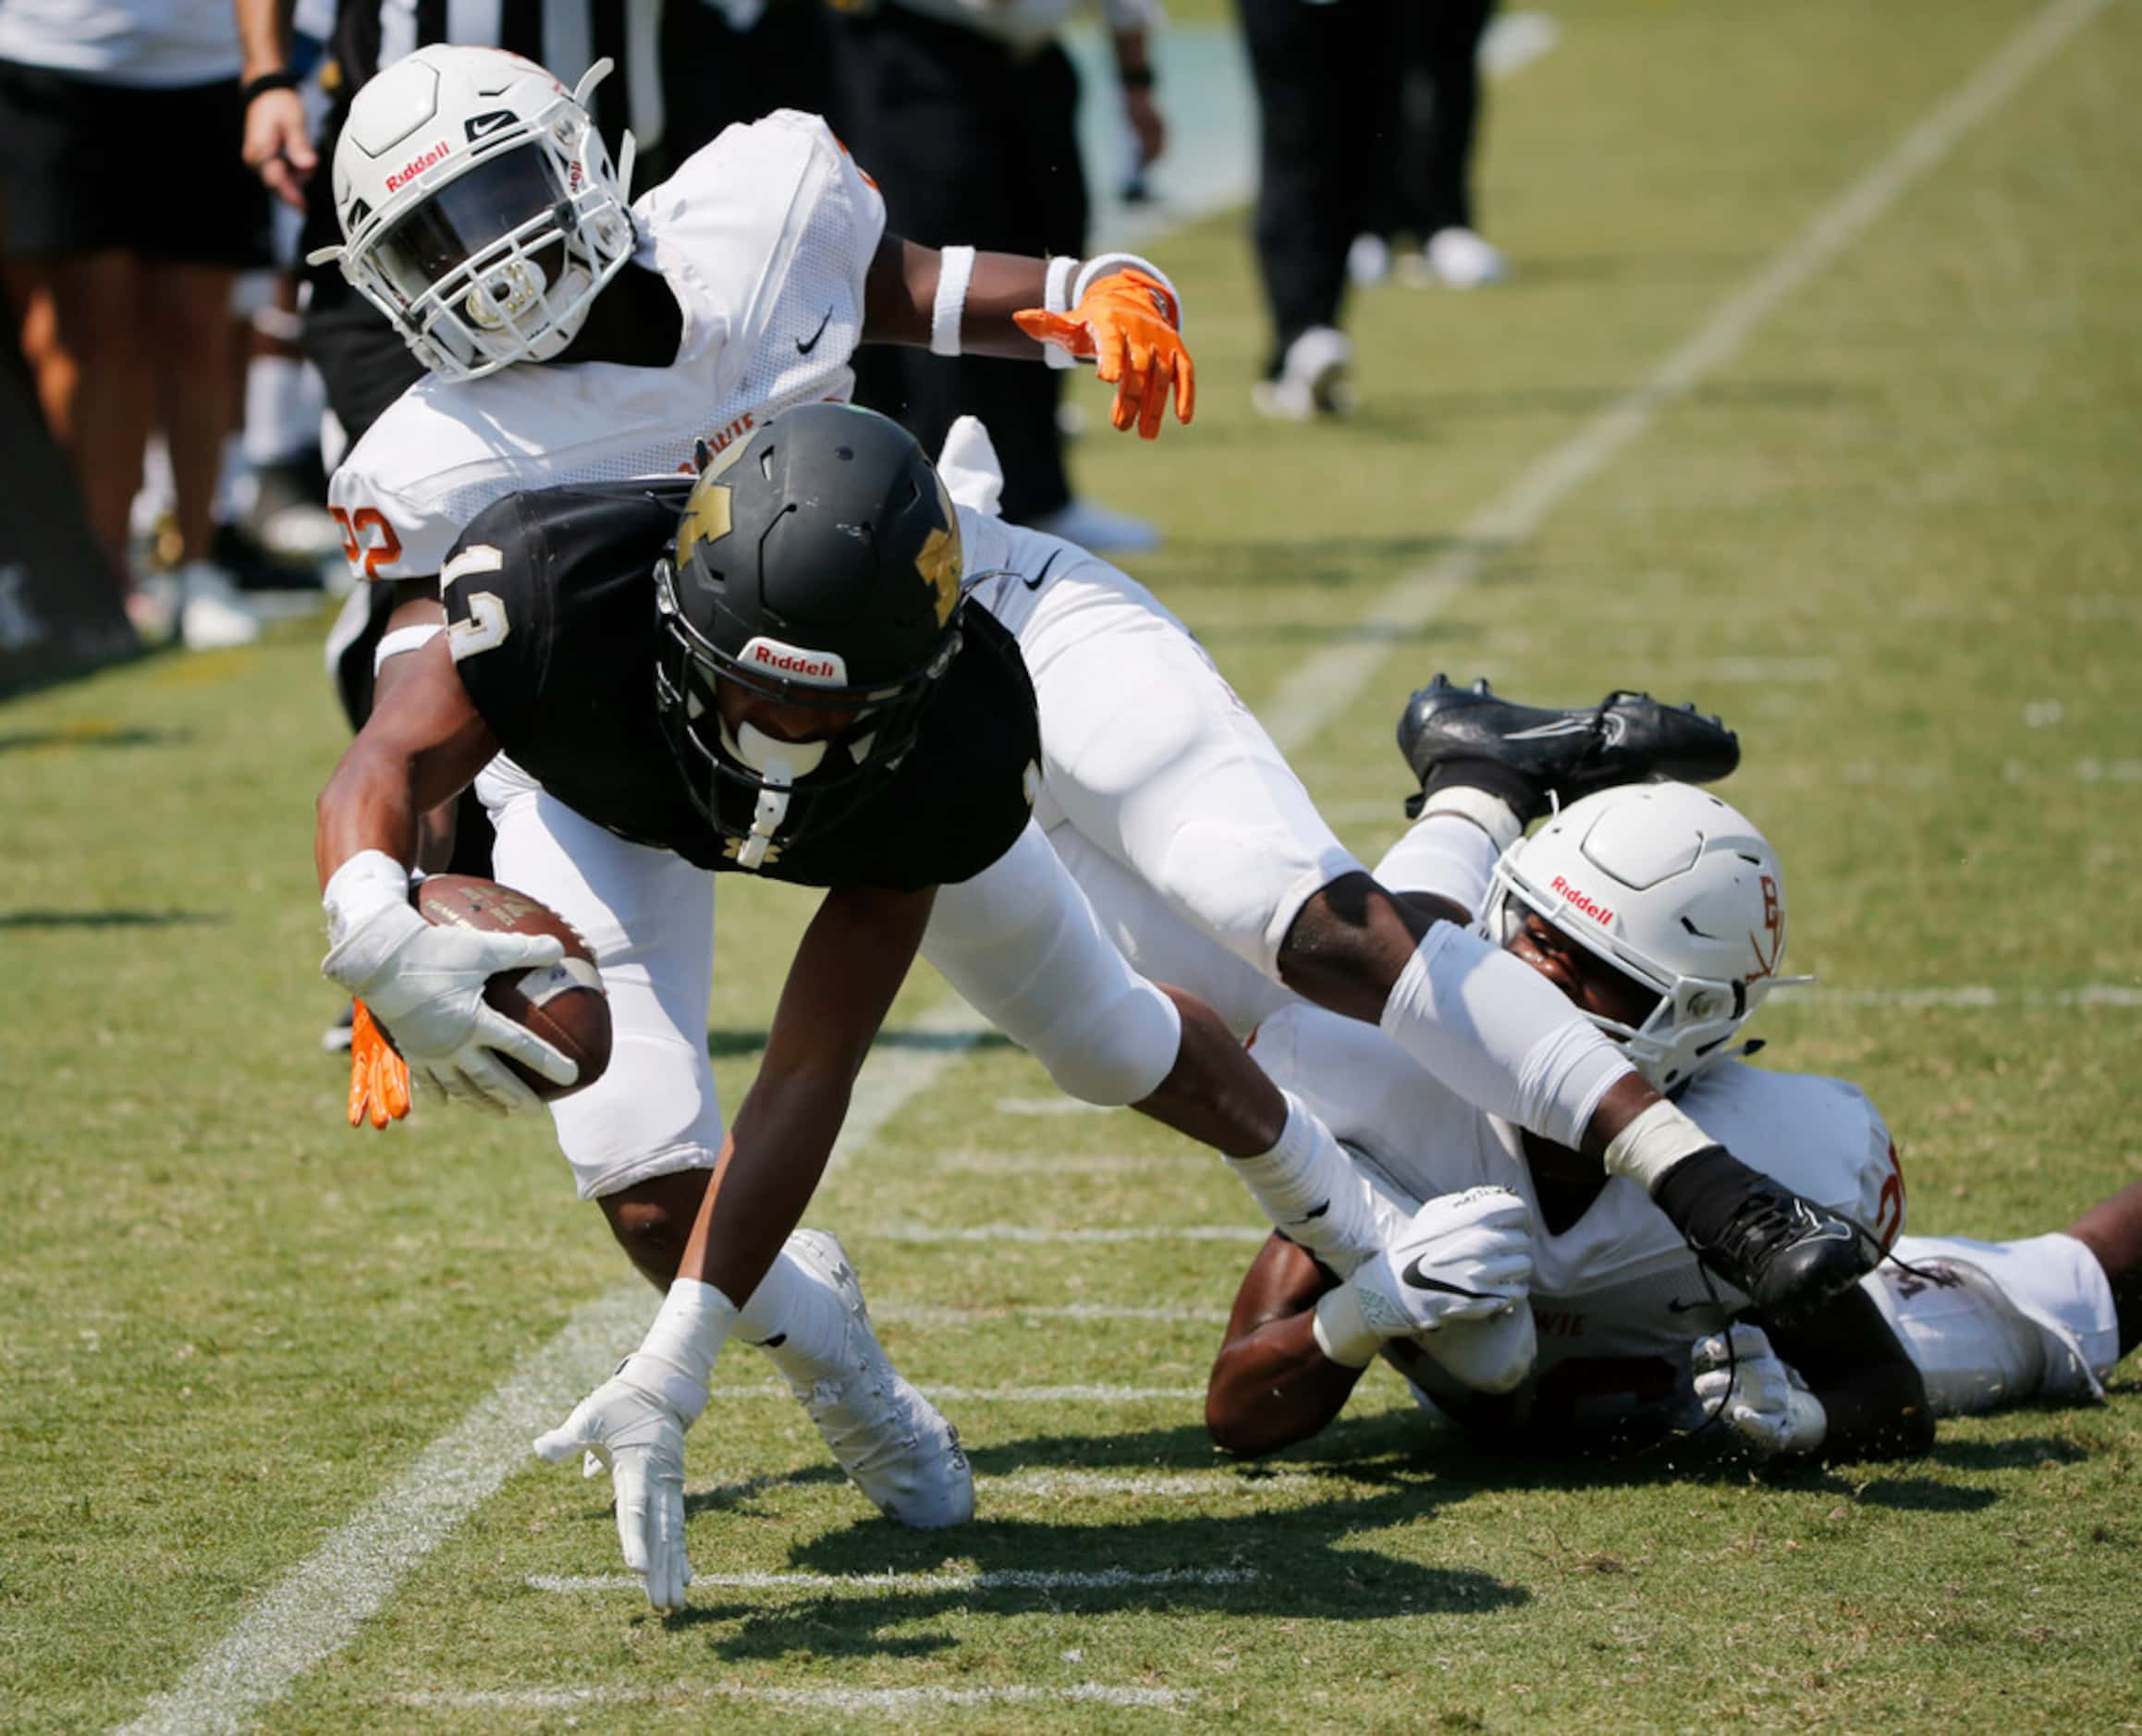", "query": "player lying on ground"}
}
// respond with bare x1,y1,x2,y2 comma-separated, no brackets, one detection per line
319,406,1455,1602
317,44,1883,1345
1186,761,2139,1460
